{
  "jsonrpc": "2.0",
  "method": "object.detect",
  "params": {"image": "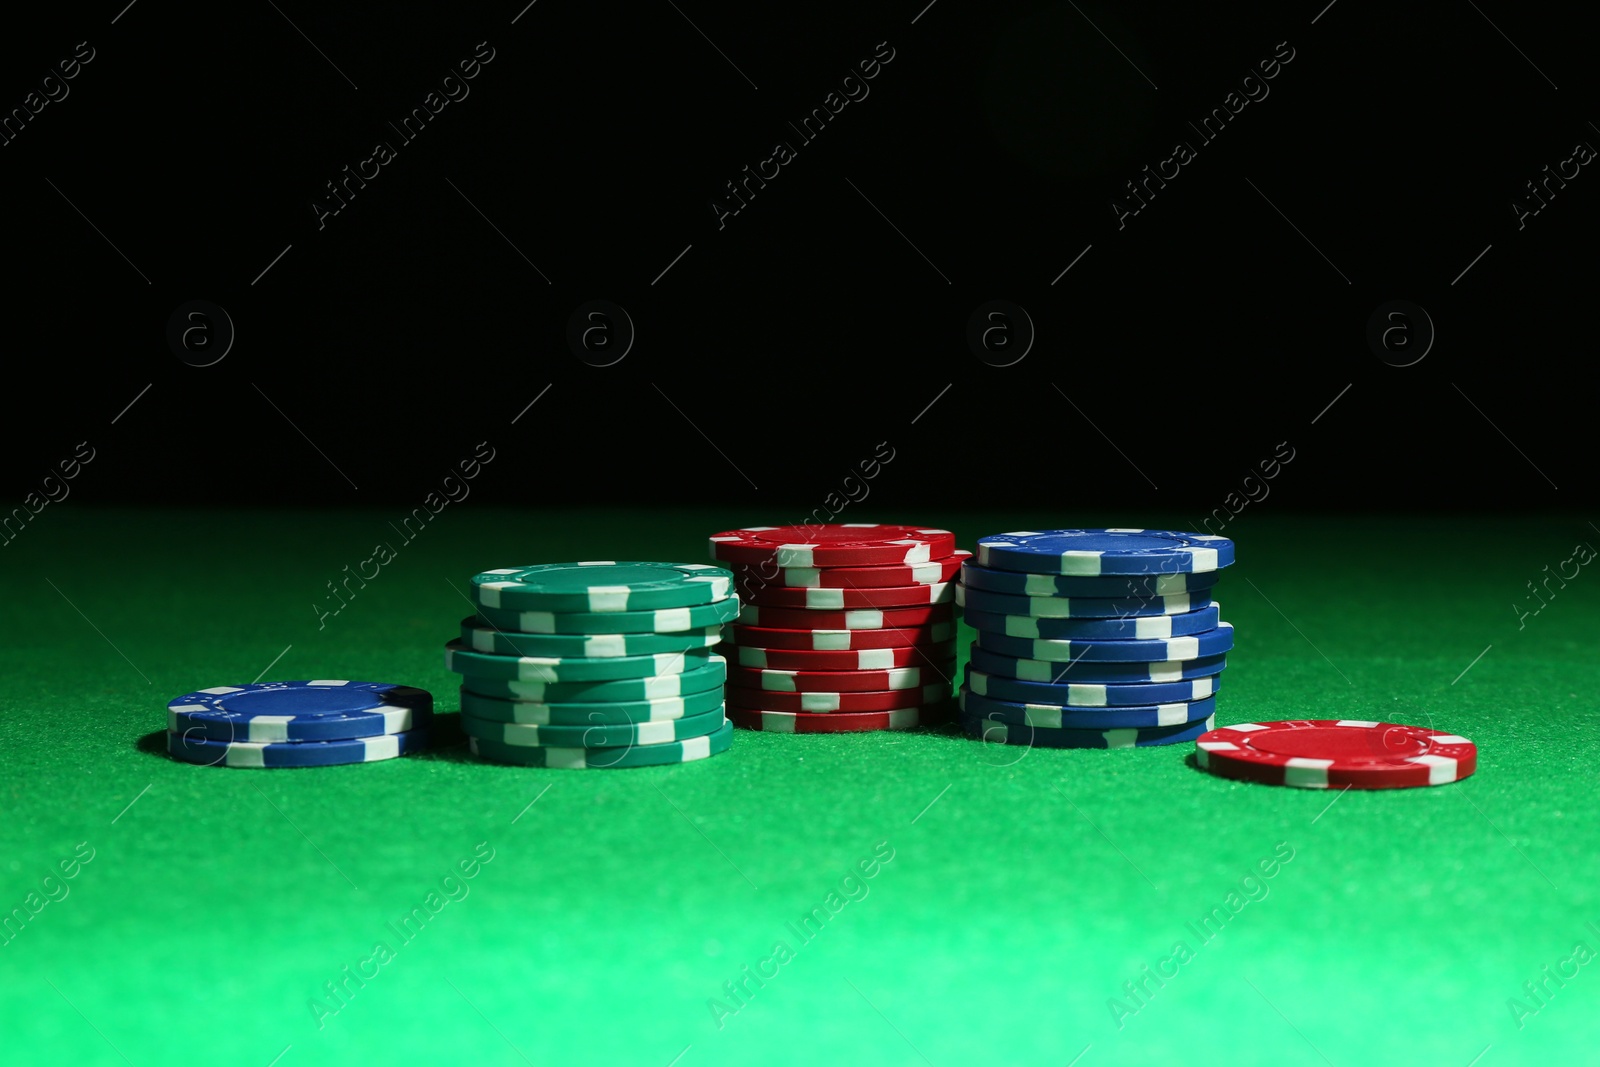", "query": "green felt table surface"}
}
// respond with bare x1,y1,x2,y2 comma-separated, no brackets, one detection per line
2,508,1596,1066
